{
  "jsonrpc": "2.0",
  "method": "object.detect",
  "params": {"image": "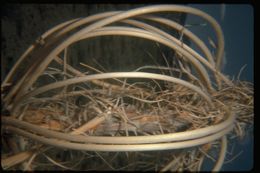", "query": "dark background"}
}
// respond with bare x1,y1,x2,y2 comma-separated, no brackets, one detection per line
1,4,186,81
186,4,253,171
